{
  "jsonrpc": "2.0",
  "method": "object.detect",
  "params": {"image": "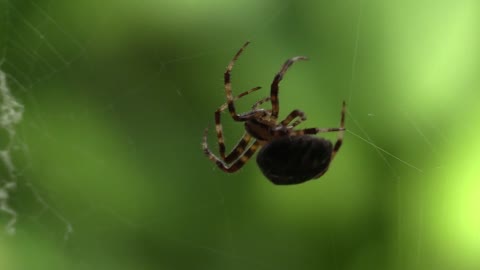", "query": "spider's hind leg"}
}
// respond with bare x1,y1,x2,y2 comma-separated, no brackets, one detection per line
280,109,307,128
288,101,346,160
331,101,346,160
203,128,259,173
214,86,261,160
